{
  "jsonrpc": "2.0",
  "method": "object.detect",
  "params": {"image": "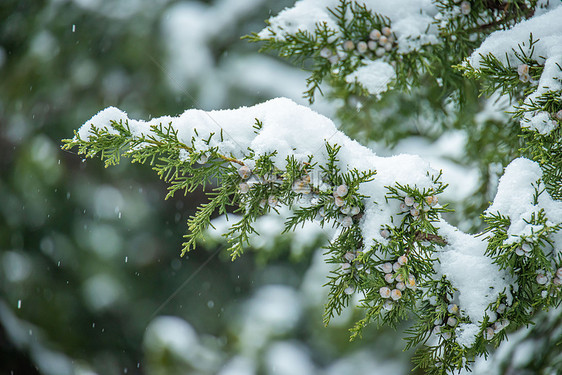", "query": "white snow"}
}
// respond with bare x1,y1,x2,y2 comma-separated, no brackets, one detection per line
77,98,489,337
345,60,396,97
468,5,562,134
468,6,562,69
486,158,543,218
373,132,480,203
433,158,562,345
437,220,510,327
455,323,480,348
77,106,128,140
525,110,558,135
259,0,439,54
486,158,562,245
257,0,340,41
78,97,438,185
